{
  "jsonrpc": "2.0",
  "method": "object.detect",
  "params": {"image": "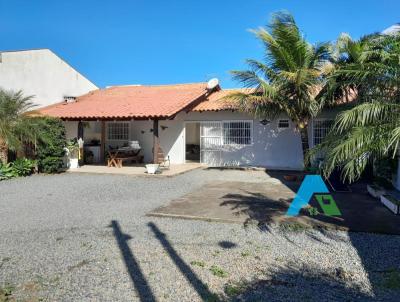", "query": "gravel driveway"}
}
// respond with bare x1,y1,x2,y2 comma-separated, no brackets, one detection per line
0,169,399,301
